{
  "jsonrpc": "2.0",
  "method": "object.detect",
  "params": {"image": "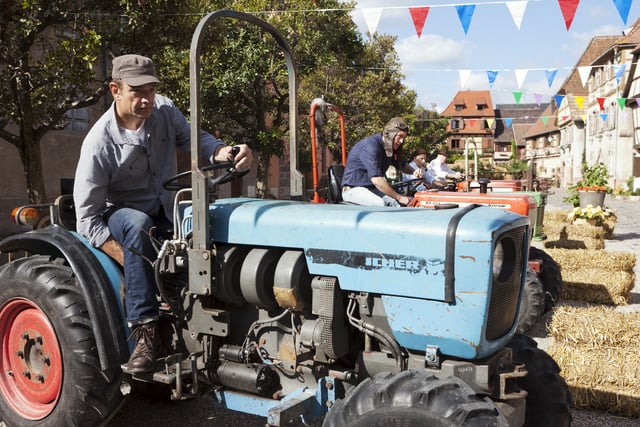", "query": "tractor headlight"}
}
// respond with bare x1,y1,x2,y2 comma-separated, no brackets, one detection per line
492,236,516,282
492,241,504,279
